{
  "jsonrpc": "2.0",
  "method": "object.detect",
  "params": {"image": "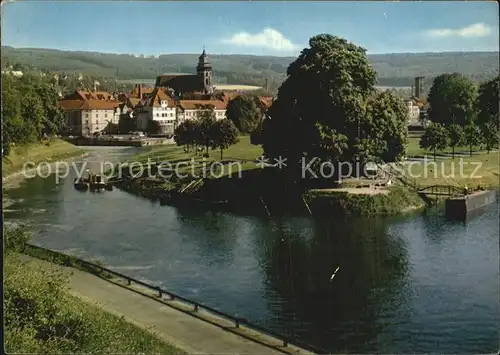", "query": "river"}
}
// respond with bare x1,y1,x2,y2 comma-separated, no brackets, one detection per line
3,147,499,353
